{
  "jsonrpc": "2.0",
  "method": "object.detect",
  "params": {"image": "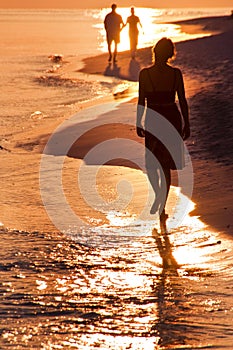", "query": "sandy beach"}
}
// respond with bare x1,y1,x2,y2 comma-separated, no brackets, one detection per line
1,15,232,235
1,11,233,349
